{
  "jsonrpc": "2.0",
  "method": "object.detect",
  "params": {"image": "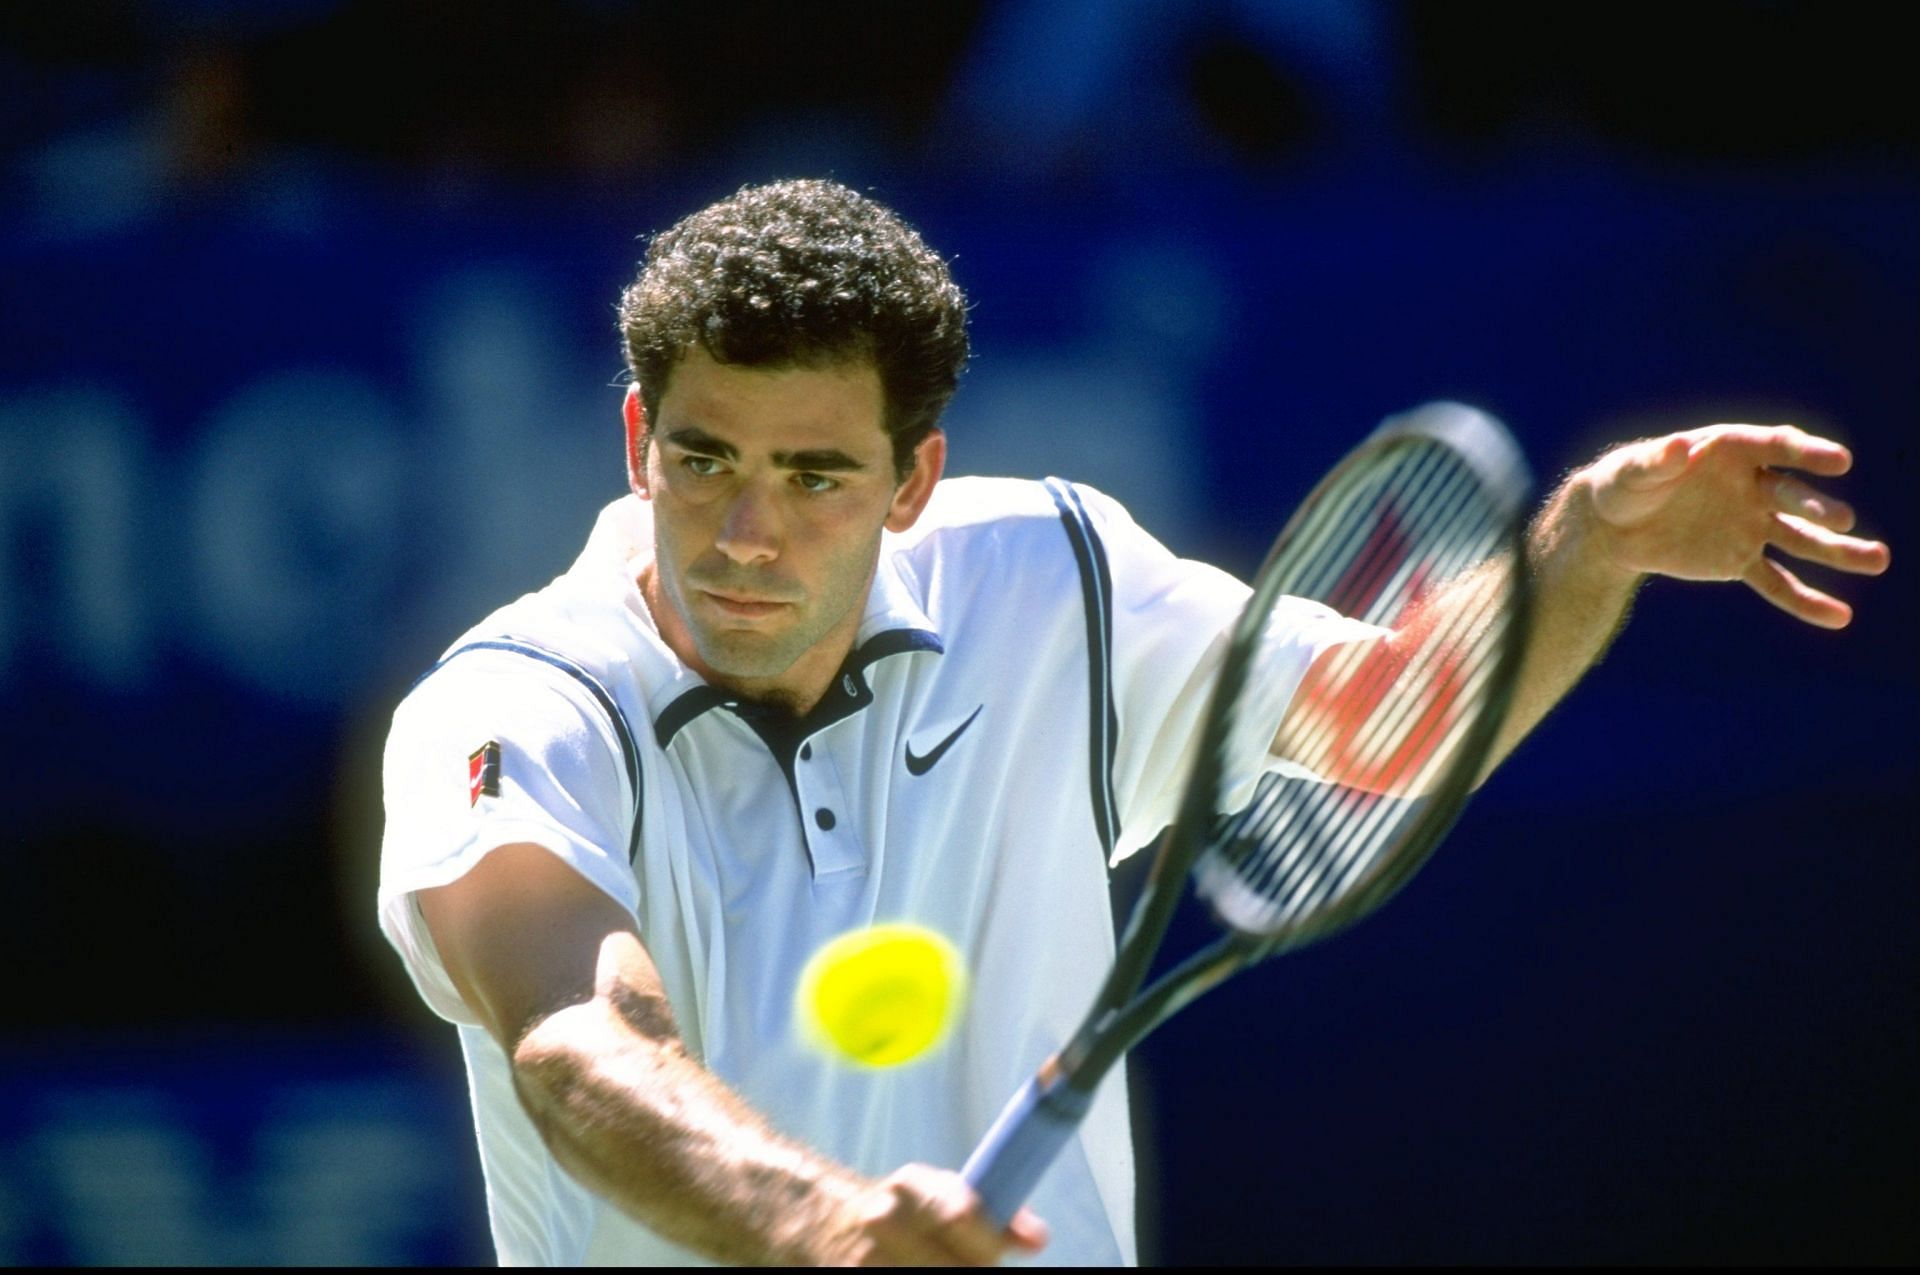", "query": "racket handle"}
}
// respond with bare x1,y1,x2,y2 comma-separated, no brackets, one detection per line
961,1069,1092,1227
